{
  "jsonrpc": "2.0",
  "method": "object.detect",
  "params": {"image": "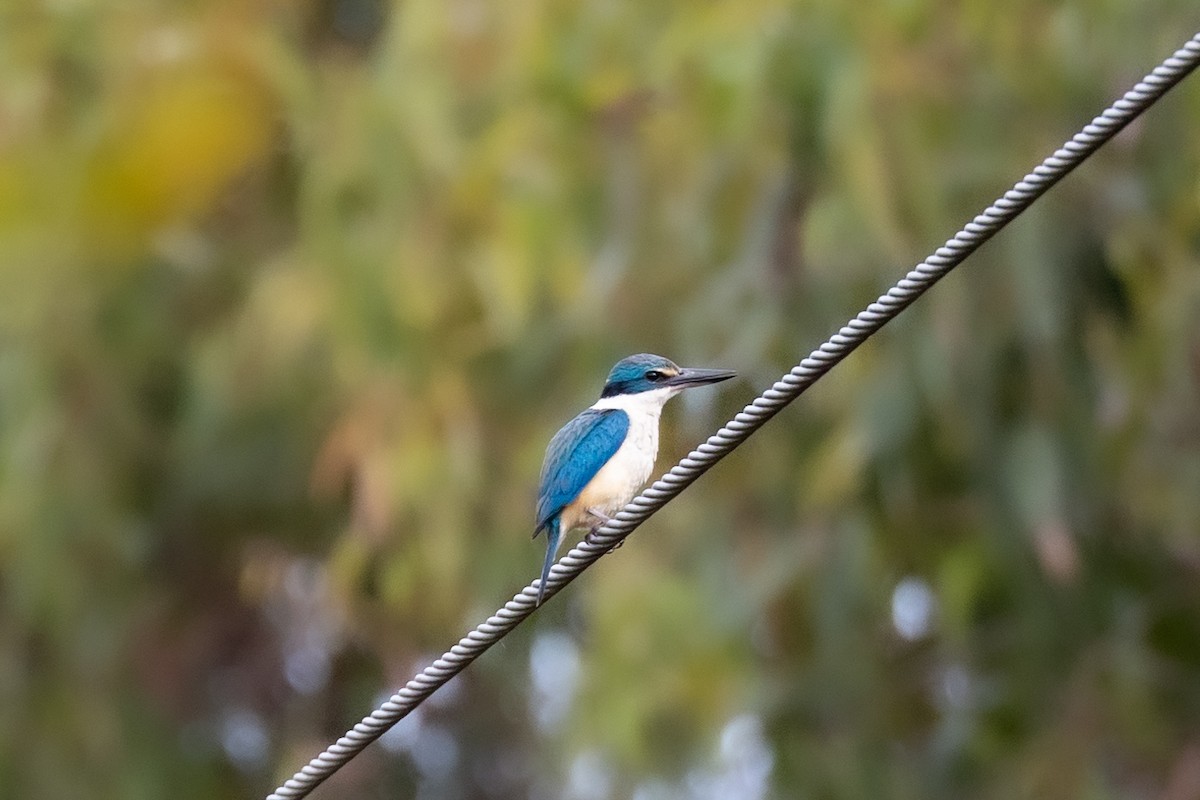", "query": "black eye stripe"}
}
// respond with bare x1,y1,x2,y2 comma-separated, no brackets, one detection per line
645,370,665,381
